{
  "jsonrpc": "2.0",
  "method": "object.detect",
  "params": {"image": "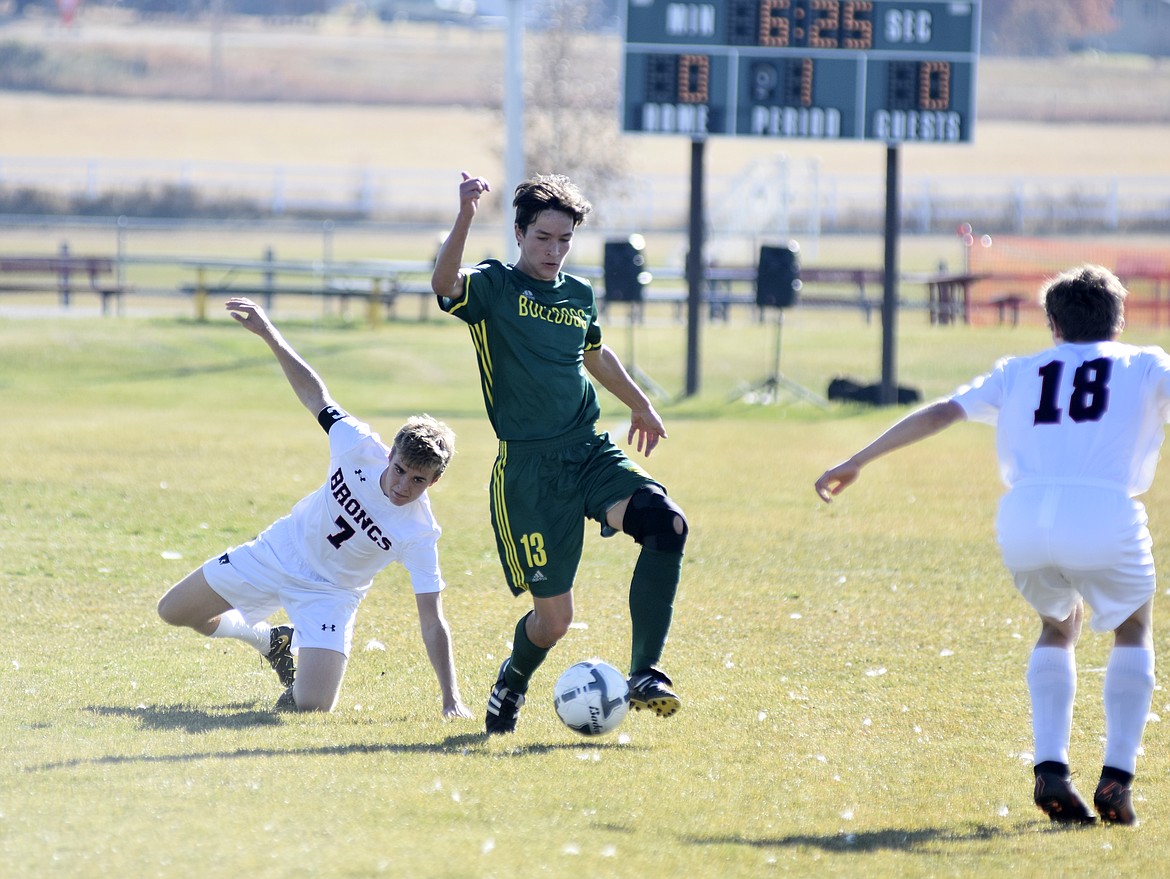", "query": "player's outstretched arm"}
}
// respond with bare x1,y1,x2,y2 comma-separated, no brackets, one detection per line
414,591,473,719
814,399,966,502
584,344,666,457
431,172,490,301
225,297,335,417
